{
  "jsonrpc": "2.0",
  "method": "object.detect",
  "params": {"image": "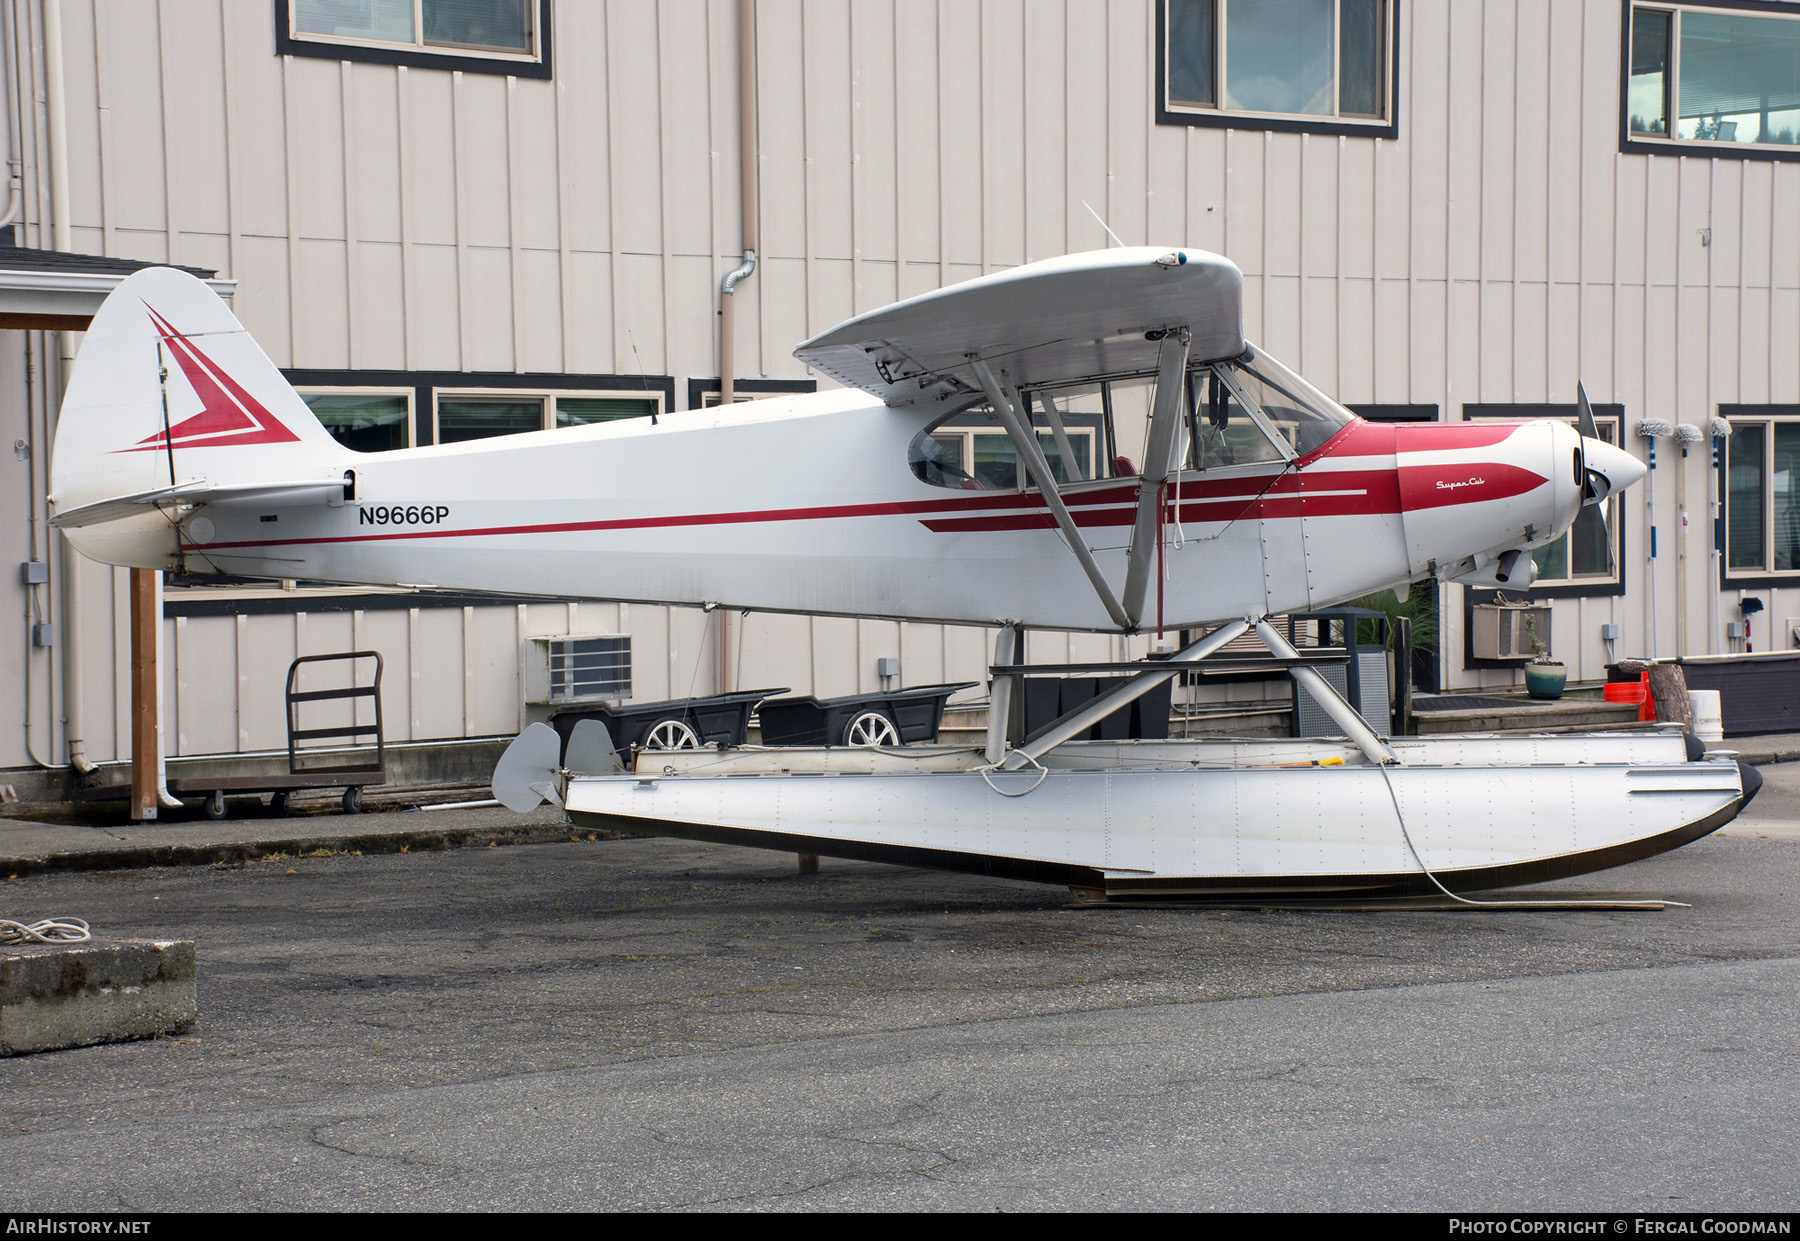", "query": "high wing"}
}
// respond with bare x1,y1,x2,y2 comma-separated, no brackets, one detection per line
800,247,1246,629
794,247,1244,406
